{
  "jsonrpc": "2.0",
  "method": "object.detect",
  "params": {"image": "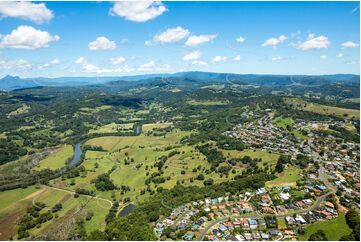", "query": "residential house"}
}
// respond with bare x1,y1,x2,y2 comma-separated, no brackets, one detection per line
248,219,258,230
